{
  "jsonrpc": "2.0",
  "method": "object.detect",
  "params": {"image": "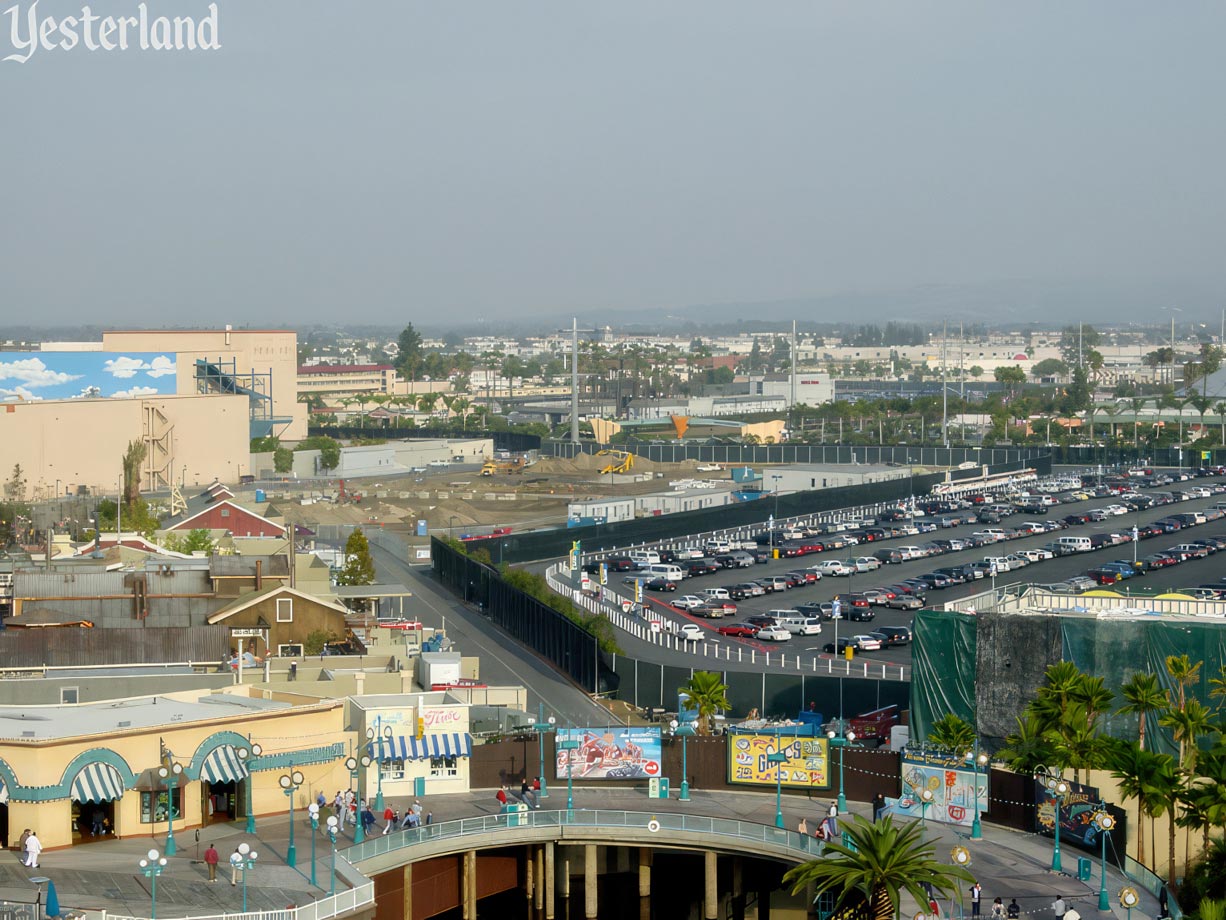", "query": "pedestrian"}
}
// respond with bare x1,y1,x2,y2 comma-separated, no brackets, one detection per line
828,801,839,818
316,791,327,811
1007,899,1020,919
496,787,508,807
798,818,808,835
425,812,432,825
970,882,982,917
872,793,886,822
1158,889,1169,919
230,847,243,886
23,831,41,869
344,789,356,825
361,805,376,835
1063,907,1081,920
333,791,344,823
17,829,30,855
521,778,539,809
1052,896,1067,919
991,898,1005,920
204,844,219,883
383,804,395,834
